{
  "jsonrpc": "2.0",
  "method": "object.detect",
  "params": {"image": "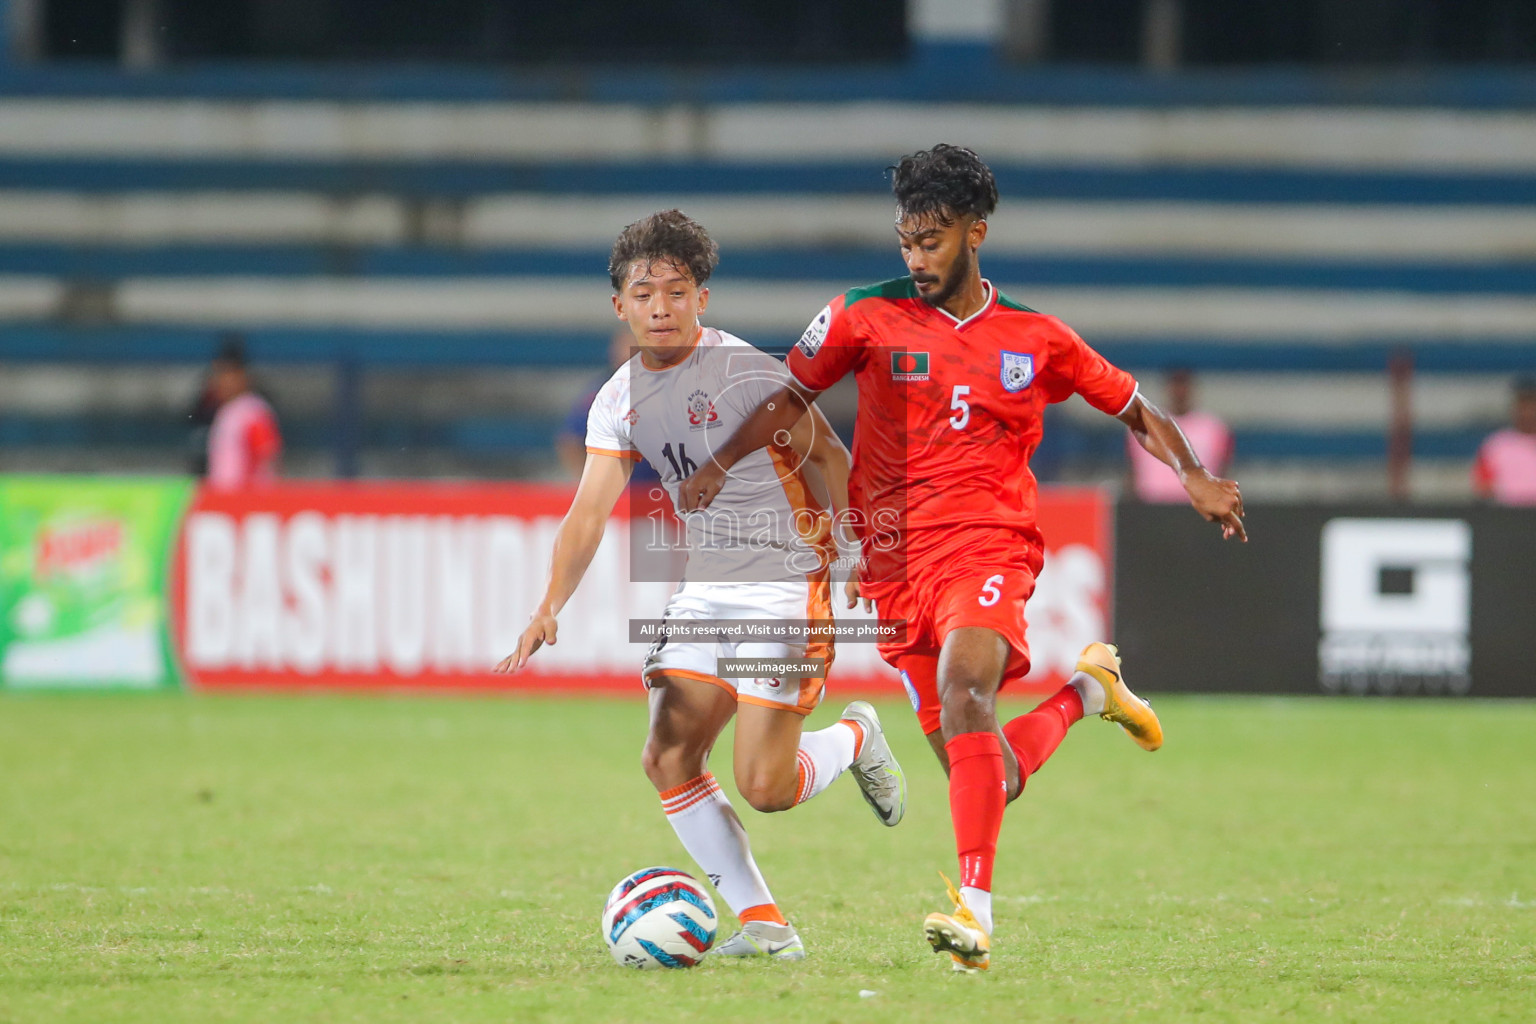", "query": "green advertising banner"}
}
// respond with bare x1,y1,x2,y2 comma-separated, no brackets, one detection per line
0,476,192,689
